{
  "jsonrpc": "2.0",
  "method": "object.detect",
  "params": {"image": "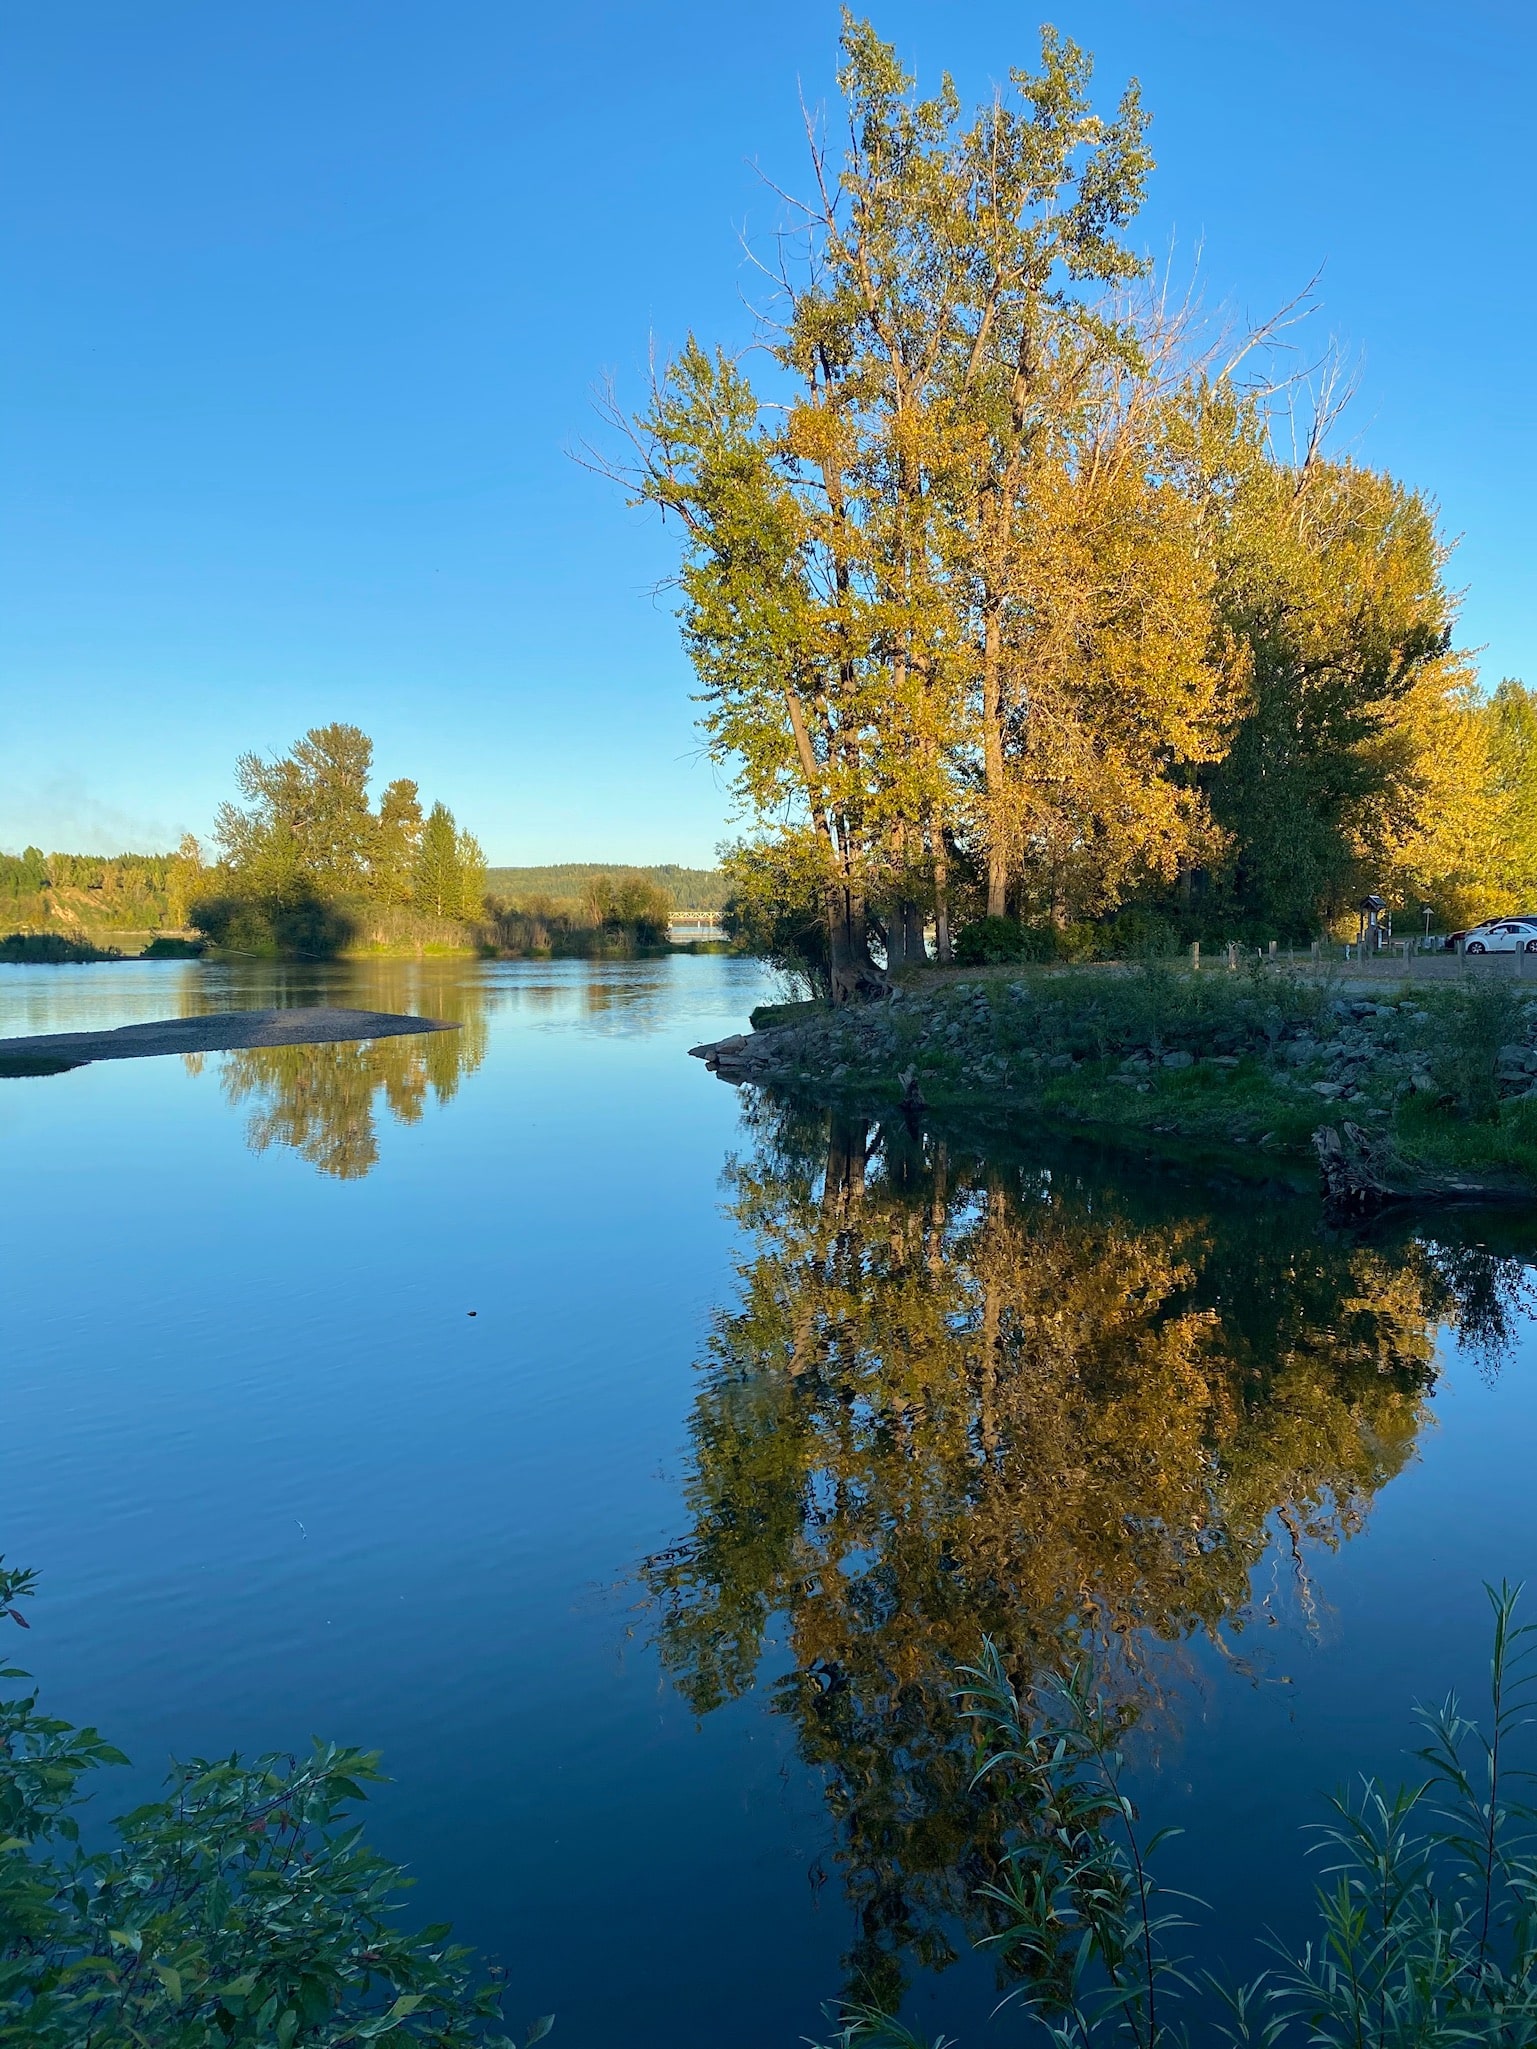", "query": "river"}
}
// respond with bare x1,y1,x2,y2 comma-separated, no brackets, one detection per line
3,954,1537,2044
